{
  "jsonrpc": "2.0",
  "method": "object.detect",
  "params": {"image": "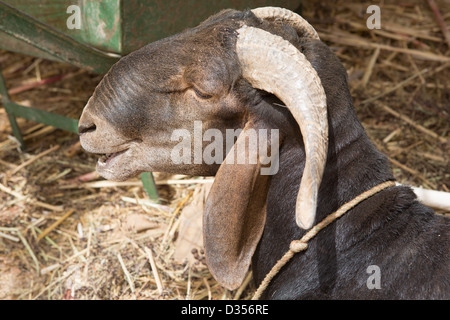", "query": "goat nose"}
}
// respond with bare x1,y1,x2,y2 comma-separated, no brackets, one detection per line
78,122,96,135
